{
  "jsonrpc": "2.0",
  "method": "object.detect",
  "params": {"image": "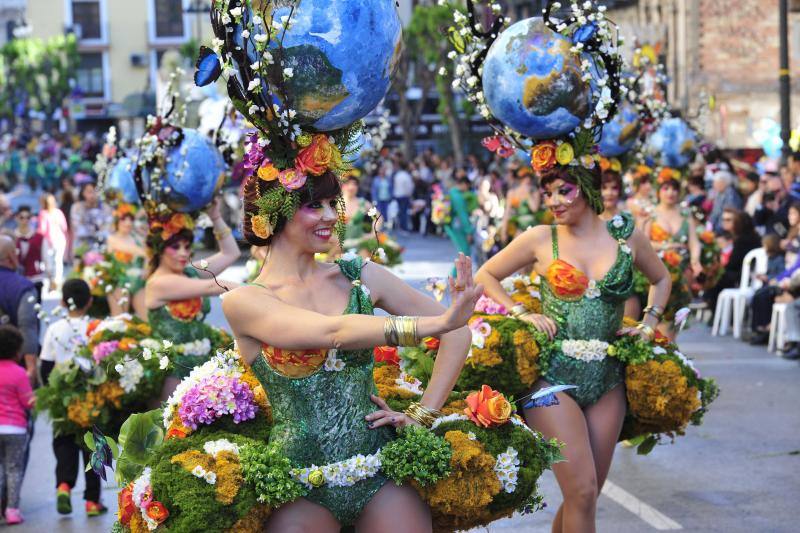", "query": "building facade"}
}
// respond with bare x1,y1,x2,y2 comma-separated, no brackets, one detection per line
27,0,215,132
